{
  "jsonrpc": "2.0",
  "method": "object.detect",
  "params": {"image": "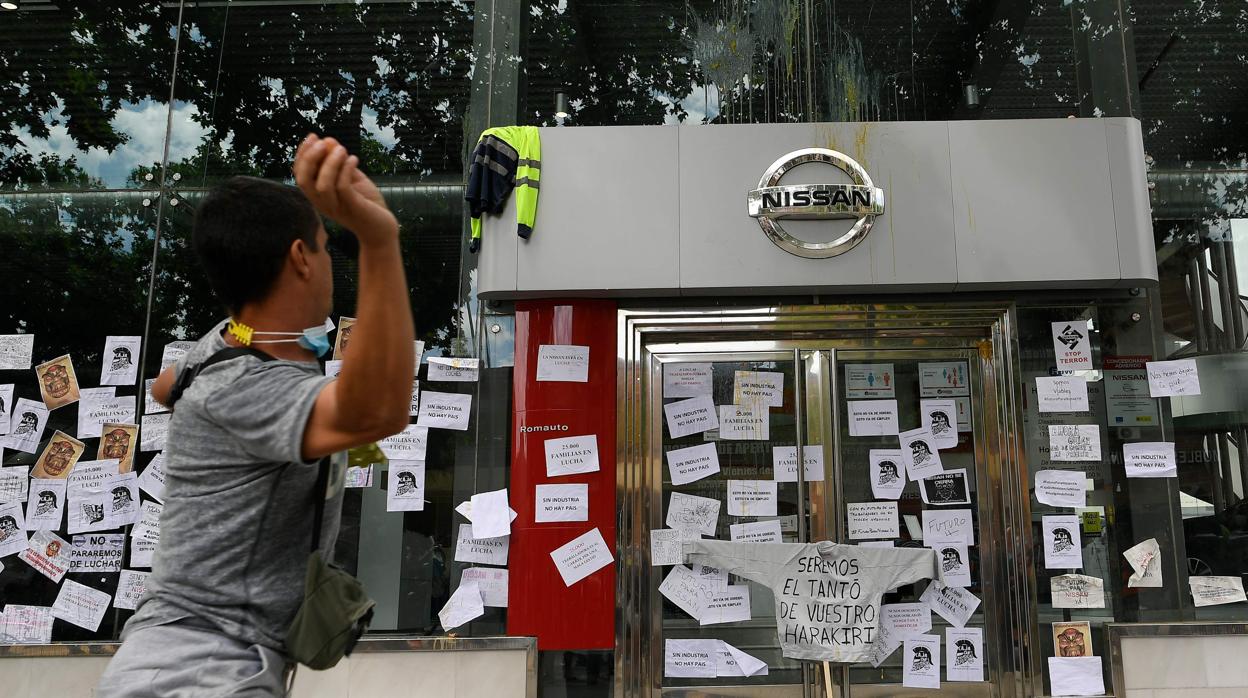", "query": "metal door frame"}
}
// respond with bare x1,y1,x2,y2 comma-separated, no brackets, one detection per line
615,304,1035,698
